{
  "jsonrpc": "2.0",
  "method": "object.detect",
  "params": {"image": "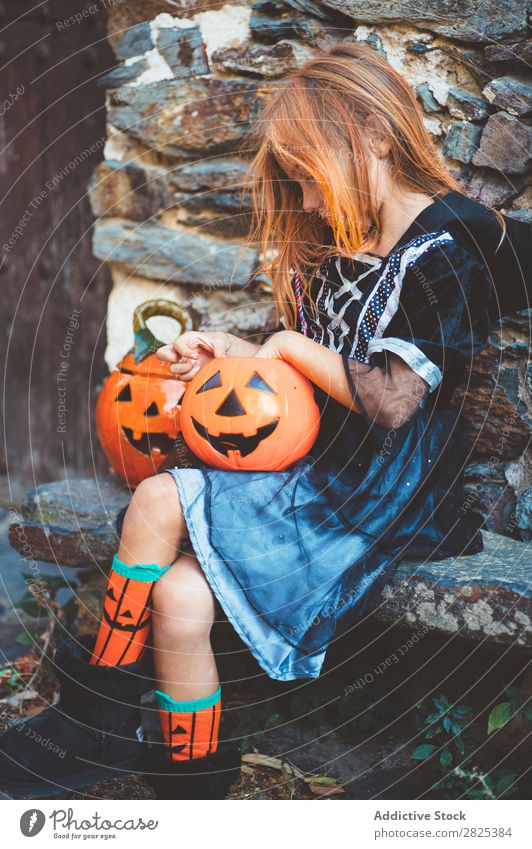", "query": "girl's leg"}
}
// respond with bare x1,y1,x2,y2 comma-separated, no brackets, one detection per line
150,553,221,760
151,552,218,701
0,472,227,799
90,470,223,761
90,474,187,666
